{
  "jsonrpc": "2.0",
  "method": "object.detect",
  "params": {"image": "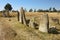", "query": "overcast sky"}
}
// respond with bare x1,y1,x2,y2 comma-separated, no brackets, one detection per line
0,0,60,11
